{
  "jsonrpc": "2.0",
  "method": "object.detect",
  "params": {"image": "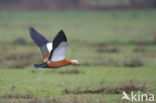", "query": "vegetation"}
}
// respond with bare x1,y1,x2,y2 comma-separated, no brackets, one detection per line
0,10,156,103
